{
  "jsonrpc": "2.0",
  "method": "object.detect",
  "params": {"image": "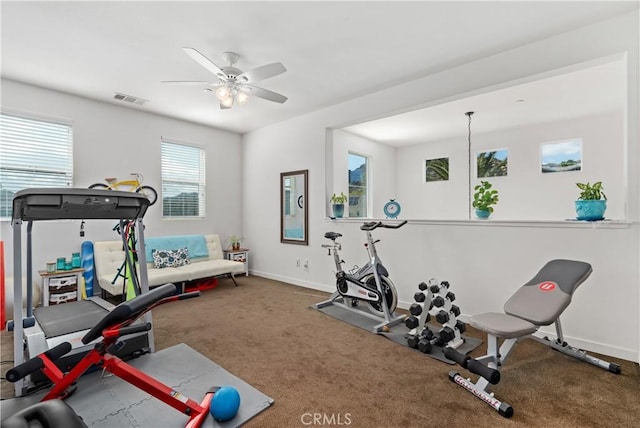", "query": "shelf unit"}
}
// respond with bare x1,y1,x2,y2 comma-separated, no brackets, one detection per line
38,268,84,306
